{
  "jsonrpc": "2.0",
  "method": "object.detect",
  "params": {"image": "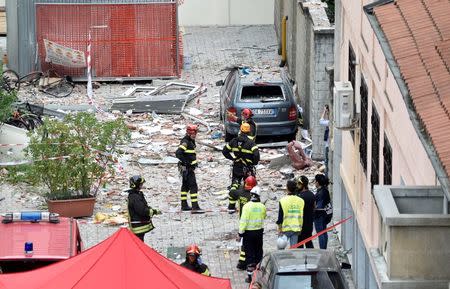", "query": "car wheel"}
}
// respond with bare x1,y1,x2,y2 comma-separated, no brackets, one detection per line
225,131,235,142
